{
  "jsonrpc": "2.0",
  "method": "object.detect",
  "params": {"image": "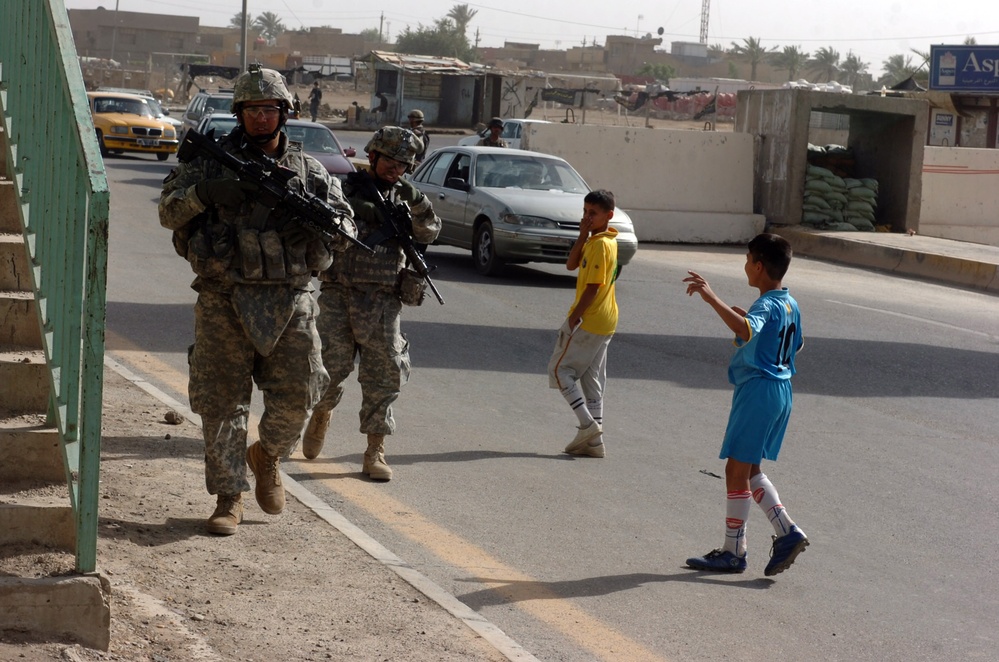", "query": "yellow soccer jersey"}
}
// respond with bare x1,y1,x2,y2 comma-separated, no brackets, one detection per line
569,228,619,335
